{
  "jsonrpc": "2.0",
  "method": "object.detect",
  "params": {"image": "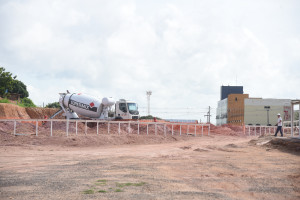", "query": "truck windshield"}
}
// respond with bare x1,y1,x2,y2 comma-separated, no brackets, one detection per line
127,103,138,111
